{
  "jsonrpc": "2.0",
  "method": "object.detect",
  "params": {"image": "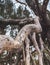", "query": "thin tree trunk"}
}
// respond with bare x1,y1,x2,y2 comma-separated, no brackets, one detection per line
32,32,43,65
25,37,30,65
